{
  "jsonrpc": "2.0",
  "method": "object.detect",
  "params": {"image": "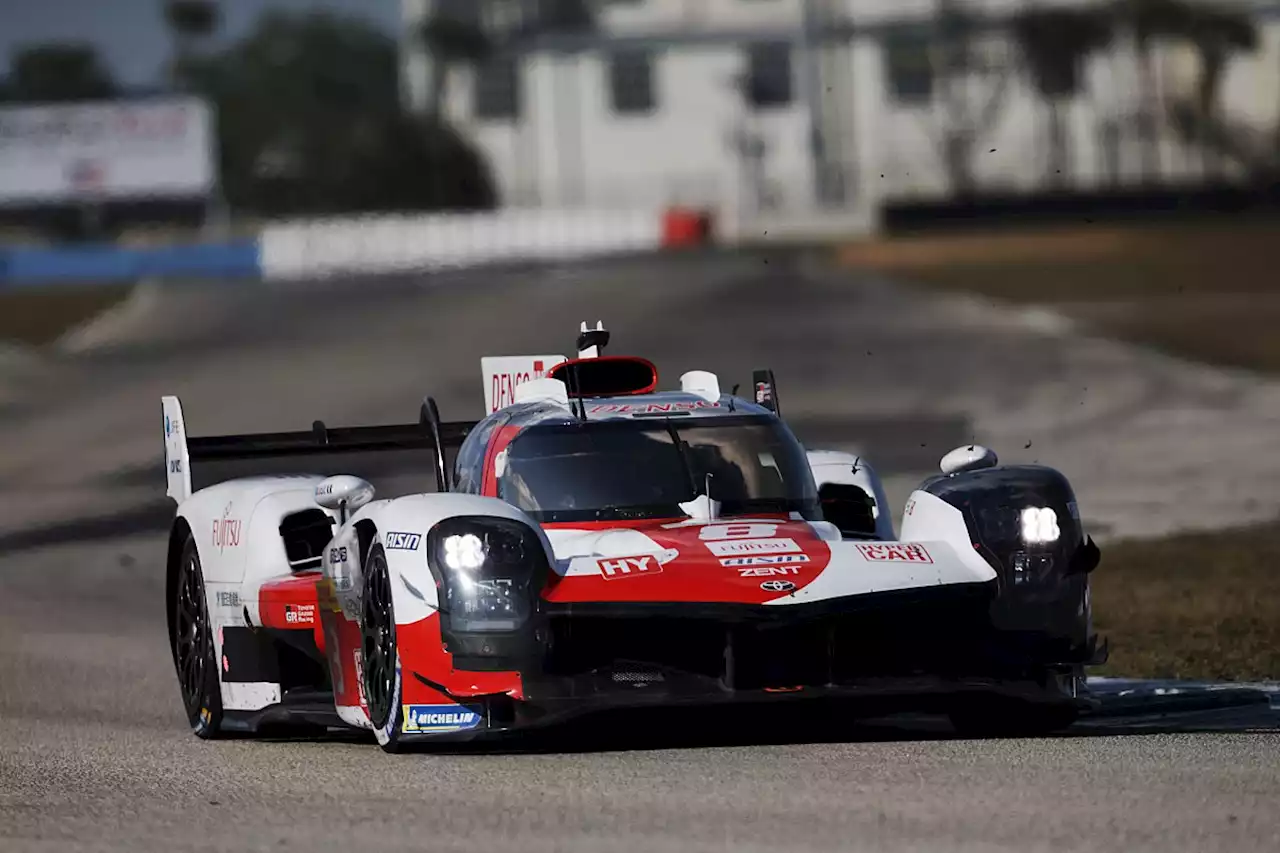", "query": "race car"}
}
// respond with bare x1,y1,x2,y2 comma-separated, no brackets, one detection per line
162,322,1105,751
